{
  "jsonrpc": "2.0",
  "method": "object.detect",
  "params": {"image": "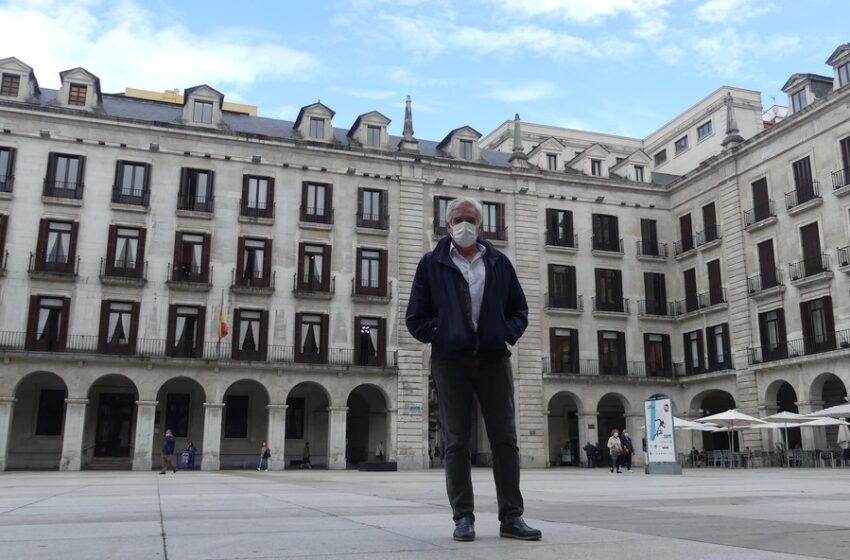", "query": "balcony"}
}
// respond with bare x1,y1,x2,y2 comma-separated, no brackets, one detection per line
832,168,850,196
747,269,784,298
674,236,696,259
637,299,678,319
544,231,578,252
838,246,850,272
544,293,583,314
788,254,832,287
100,258,147,286
590,236,623,257
591,297,629,316
676,288,726,317
784,181,822,214
698,288,727,308
748,329,850,366
231,268,275,295
0,331,397,369
239,198,275,222
177,194,215,214
167,263,212,291
28,253,79,280
356,211,389,231
542,357,679,378
292,274,335,299
112,186,150,209
679,359,735,377
300,206,334,227
351,278,392,302
43,180,84,201
635,241,668,260
695,226,721,249
482,225,508,243
0,173,13,194
743,201,777,231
